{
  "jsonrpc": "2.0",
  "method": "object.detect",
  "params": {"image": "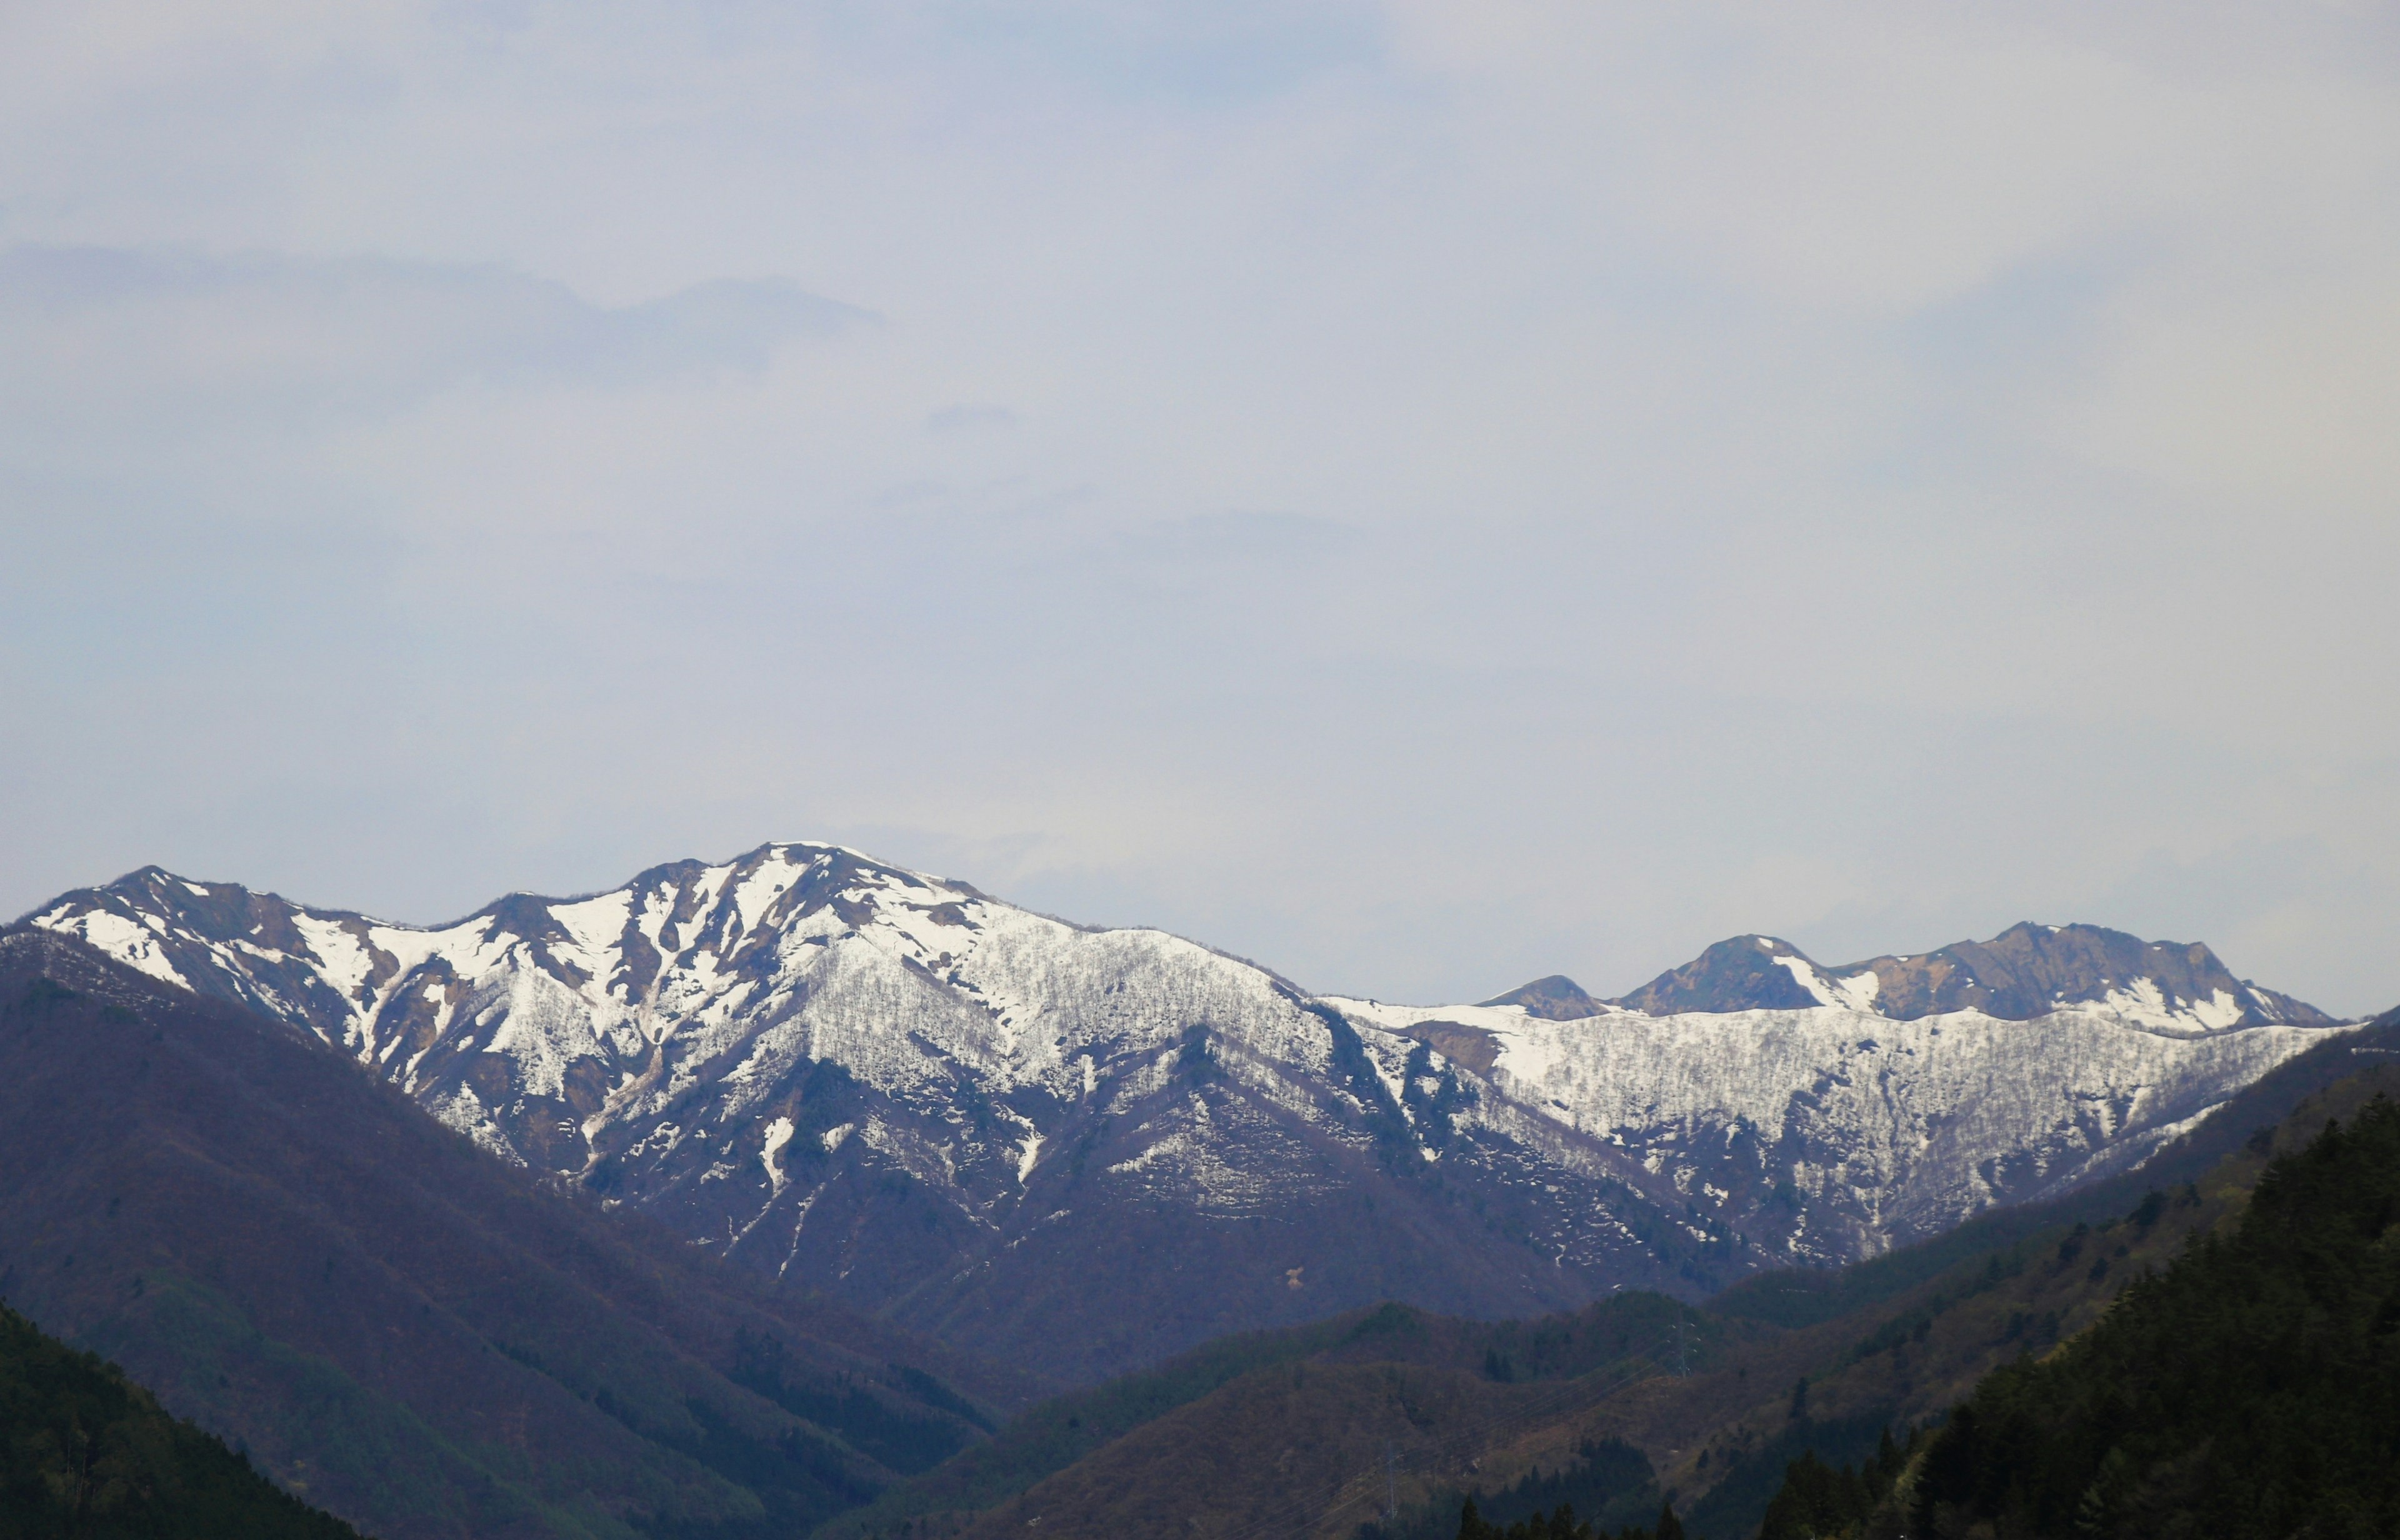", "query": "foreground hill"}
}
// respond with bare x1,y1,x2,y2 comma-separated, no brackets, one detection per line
1762,1078,2400,1539
0,931,1023,1540
826,1294,1733,1539
26,846,2349,1382
835,1008,2400,1538
1,1301,361,1539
